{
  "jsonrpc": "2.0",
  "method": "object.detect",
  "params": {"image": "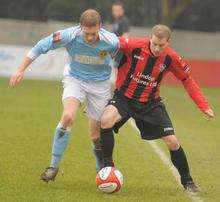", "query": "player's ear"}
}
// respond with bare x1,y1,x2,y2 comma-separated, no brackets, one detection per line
79,24,84,32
